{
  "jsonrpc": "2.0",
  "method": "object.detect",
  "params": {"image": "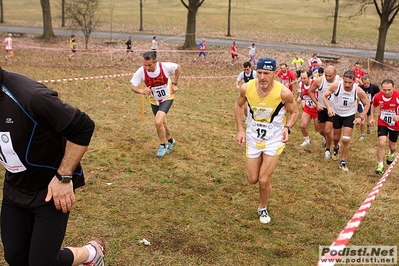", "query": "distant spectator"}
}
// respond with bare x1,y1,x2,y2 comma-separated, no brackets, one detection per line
308,53,322,68
122,36,133,61
194,38,209,63
3,33,13,62
291,55,305,78
230,41,238,66
248,43,256,66
68,35,76,61
352,62,365,84
310,60,319,77
151,36,157,51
